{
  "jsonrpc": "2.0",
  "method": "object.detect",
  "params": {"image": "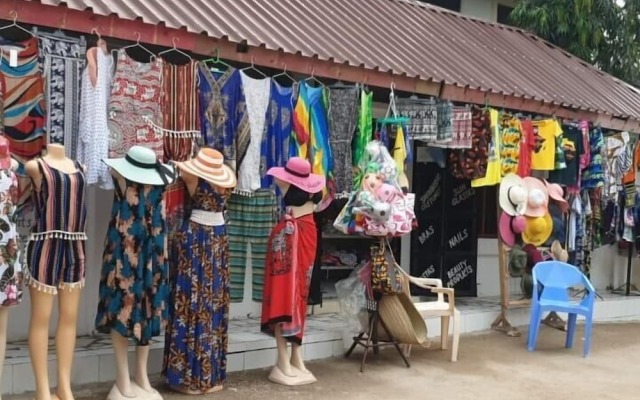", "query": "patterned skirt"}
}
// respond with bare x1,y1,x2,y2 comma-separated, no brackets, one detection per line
163,221,230,391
